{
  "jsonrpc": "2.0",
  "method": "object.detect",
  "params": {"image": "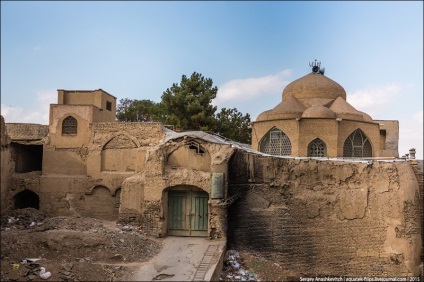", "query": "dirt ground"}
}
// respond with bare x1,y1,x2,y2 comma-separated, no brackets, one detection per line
1,208,292,282
0,208,162,281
